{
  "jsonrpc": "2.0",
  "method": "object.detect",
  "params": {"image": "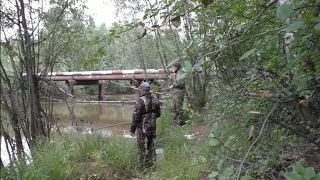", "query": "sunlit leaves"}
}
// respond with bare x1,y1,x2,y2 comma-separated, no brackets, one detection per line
215,34,223,41
217,160,223,171
314,23,320,30
184,61,192,72
171,16,181,28
283,172,304,180
209,122,221,147
241,175,251,180
184,36,199,53
281,21,304,32
284,163,319,180
276,4,294,19
209,139,219,146
208,171,219,179
239,48,256,60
